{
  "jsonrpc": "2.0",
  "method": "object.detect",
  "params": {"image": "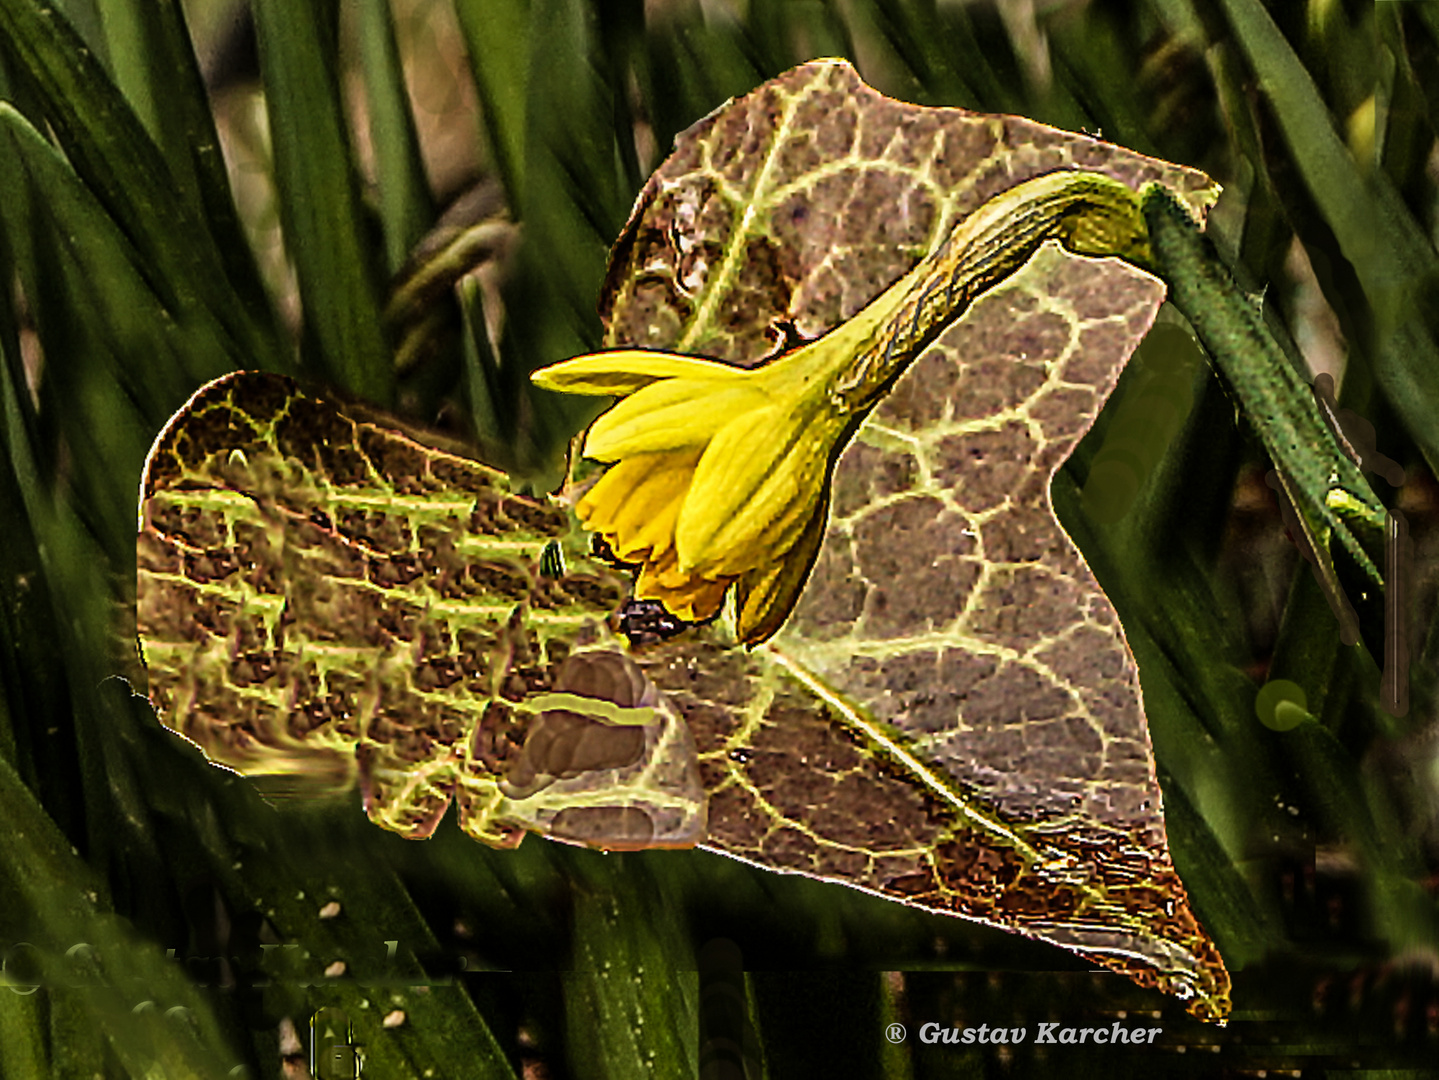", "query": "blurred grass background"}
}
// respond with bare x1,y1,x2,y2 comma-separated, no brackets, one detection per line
2,0,1439,1076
